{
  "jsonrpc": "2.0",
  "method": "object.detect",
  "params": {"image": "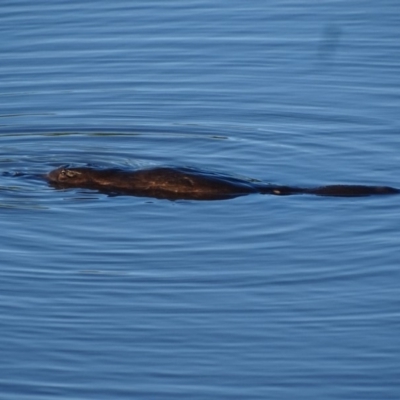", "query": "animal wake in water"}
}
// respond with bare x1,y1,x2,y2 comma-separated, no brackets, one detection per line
46,166,399,201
